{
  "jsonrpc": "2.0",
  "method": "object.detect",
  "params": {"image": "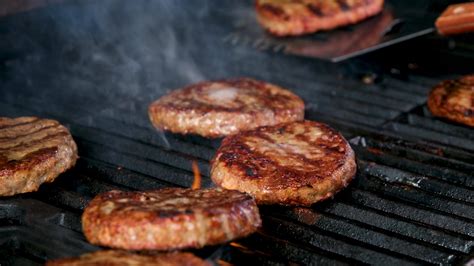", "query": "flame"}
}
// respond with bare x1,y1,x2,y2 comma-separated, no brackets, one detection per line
216,259,233,266
229,242,248,250
191,160,201,190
